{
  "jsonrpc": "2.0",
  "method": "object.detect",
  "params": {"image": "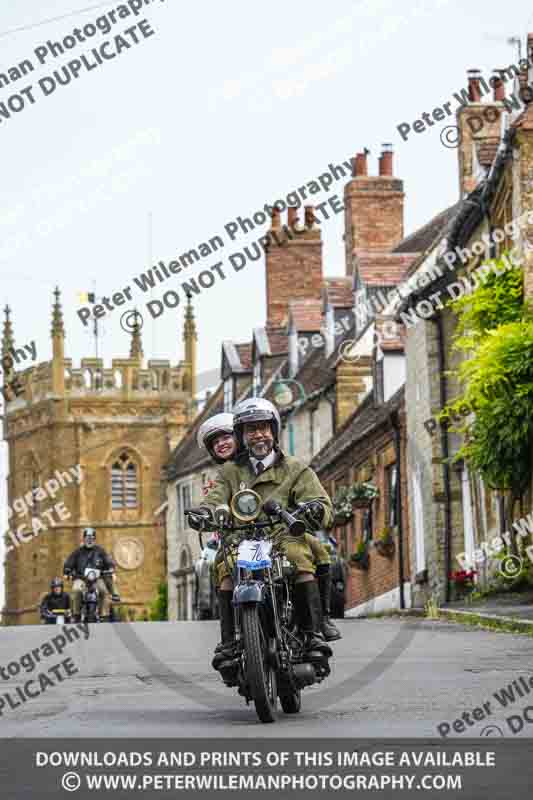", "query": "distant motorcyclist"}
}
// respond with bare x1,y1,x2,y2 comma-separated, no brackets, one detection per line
40,577,71,624
63,528,120,621
189,398,335,671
